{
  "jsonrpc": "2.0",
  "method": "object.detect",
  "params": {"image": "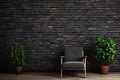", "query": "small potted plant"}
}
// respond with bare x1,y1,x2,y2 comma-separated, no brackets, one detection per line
9,43,25,74
95,36,116,74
